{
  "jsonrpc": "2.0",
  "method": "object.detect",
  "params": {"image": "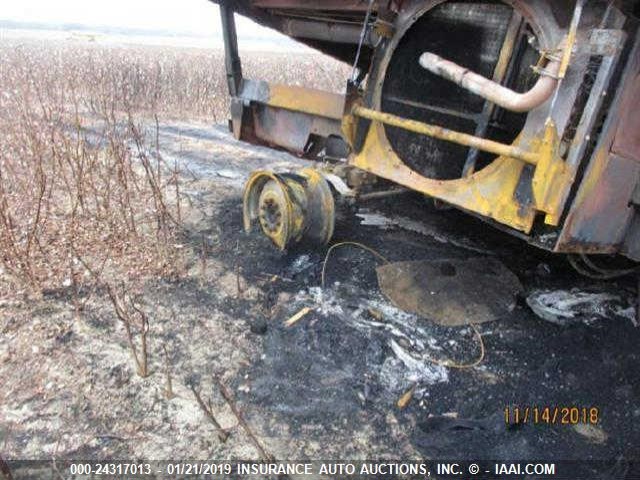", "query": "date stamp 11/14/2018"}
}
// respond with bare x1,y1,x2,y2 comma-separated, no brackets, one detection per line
504,406,600,426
